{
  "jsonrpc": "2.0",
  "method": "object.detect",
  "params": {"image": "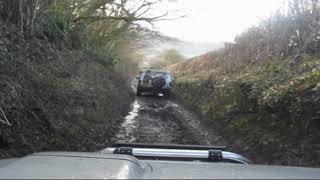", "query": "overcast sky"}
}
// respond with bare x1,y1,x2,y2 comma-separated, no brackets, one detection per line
153,0,286,43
